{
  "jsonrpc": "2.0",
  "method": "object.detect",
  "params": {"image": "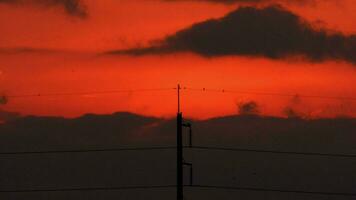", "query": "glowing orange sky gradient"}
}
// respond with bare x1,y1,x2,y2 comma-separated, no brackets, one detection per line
0,0,355,119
